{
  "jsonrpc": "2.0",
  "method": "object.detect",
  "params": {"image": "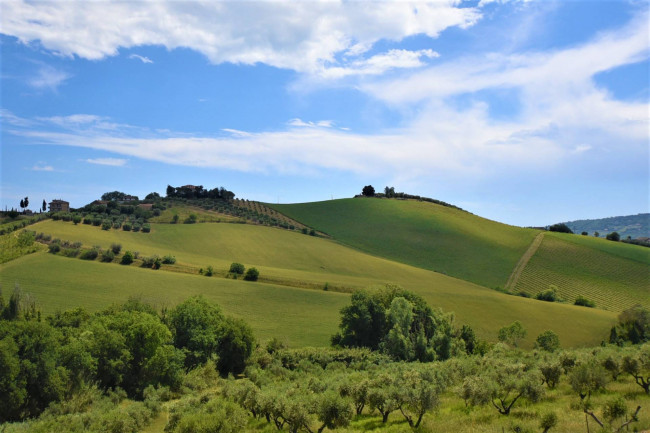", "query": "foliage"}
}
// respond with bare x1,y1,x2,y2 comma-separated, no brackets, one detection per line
498,321,527,348
162,254,176,264
548,223,573,234
244,267,259,281
229,262,245,274
535,286,559,302
110,243,122,254
535,330,560,352
606,231,621,241
332,285,471,361
574,295,595,308
610,306,650,345
120,250,134,265
569,359,608,400
361,185,375,197
621,345,650,394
